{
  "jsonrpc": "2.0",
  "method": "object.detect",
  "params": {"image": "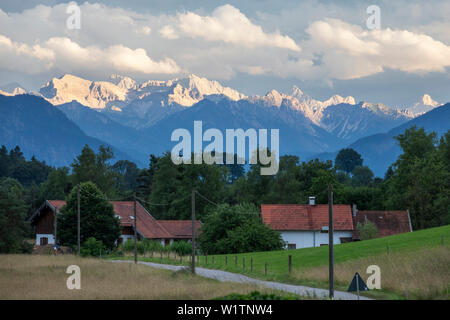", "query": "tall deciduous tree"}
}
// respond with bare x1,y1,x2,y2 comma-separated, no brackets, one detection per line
57,182,121,249
385,127,450,229
198,203,283,254
71,145,116,196
0,178,32,253
335,148,363,173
